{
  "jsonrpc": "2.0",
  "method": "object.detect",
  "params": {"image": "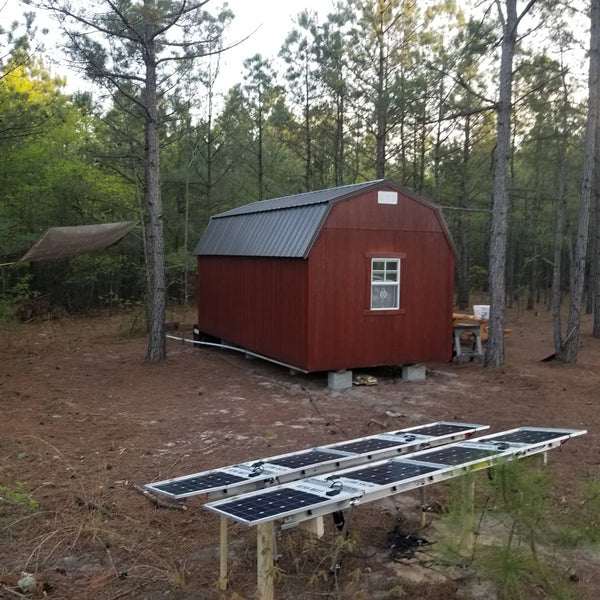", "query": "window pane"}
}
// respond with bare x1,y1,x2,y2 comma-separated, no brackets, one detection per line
385,271,397,282
371,284,398,309
372,261,385,271
372,270,385,282
386,260,398,271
